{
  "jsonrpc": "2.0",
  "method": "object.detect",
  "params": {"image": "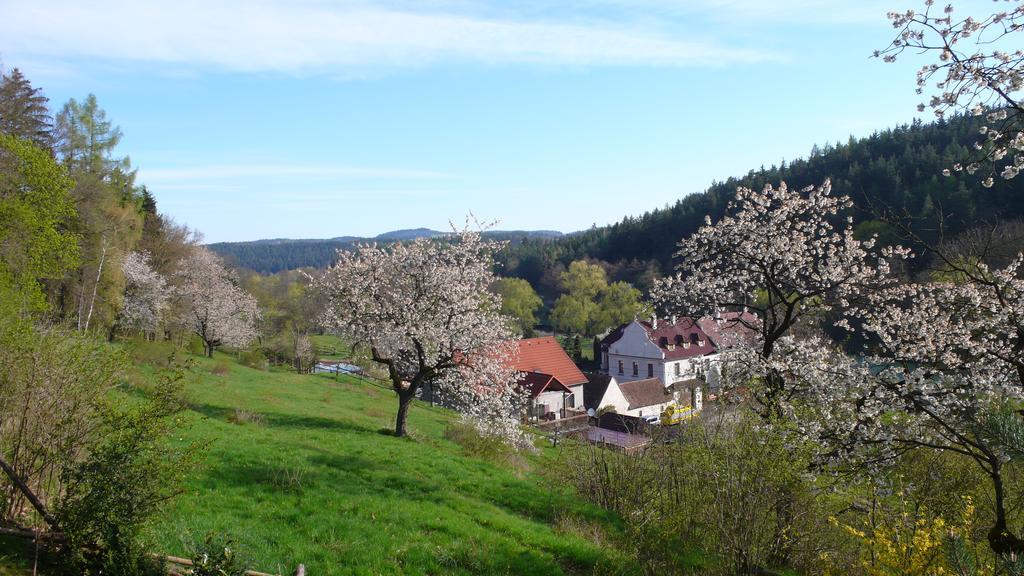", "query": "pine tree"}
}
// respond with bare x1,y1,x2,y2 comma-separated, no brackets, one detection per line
0,68,53,150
